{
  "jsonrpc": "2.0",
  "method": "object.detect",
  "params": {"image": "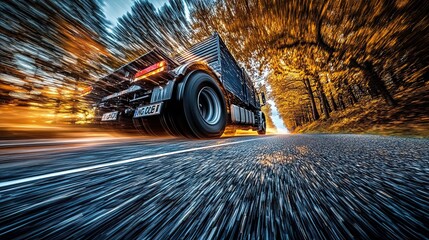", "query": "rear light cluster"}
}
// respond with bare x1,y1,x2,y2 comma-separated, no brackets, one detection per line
134,61,167,82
